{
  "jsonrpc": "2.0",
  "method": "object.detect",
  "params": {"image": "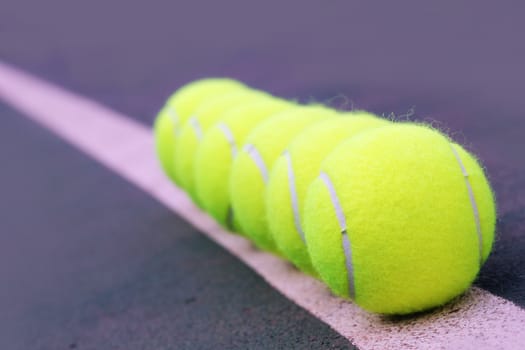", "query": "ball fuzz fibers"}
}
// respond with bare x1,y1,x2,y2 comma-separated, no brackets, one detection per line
266,112,388,275
229,105,338,253
153,78,245,184
303,123,496,314
194,98,295,229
